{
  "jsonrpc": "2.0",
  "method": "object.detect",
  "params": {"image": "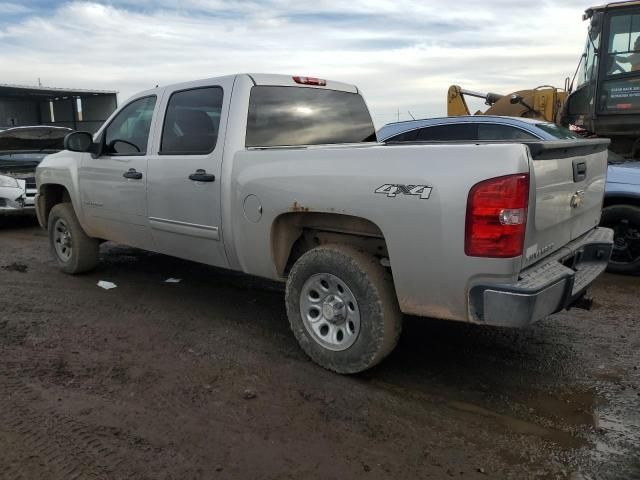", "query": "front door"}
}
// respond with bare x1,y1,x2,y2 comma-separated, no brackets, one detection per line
146,82,230,267
80,95,158,247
